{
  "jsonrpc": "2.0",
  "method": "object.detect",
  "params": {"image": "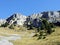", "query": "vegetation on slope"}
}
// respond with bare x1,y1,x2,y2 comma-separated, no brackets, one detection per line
26,18,55,39
0,17,60,45
0,26,60,45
